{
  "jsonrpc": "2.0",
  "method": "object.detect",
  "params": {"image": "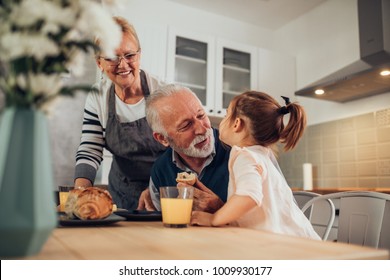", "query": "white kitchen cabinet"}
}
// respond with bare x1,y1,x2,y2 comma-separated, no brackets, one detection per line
166,29,258,118
215,39,258,116
166,28,216,113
